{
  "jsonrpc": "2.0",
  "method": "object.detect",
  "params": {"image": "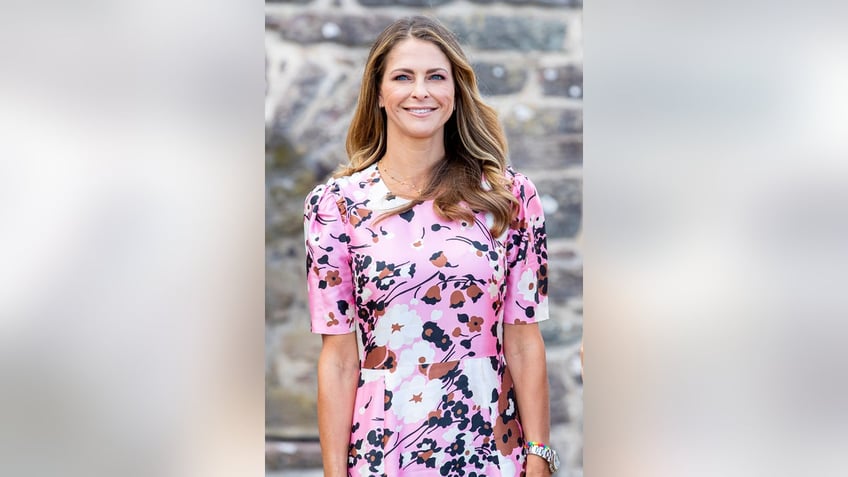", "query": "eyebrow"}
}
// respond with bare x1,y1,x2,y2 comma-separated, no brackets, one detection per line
389,68,450,75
